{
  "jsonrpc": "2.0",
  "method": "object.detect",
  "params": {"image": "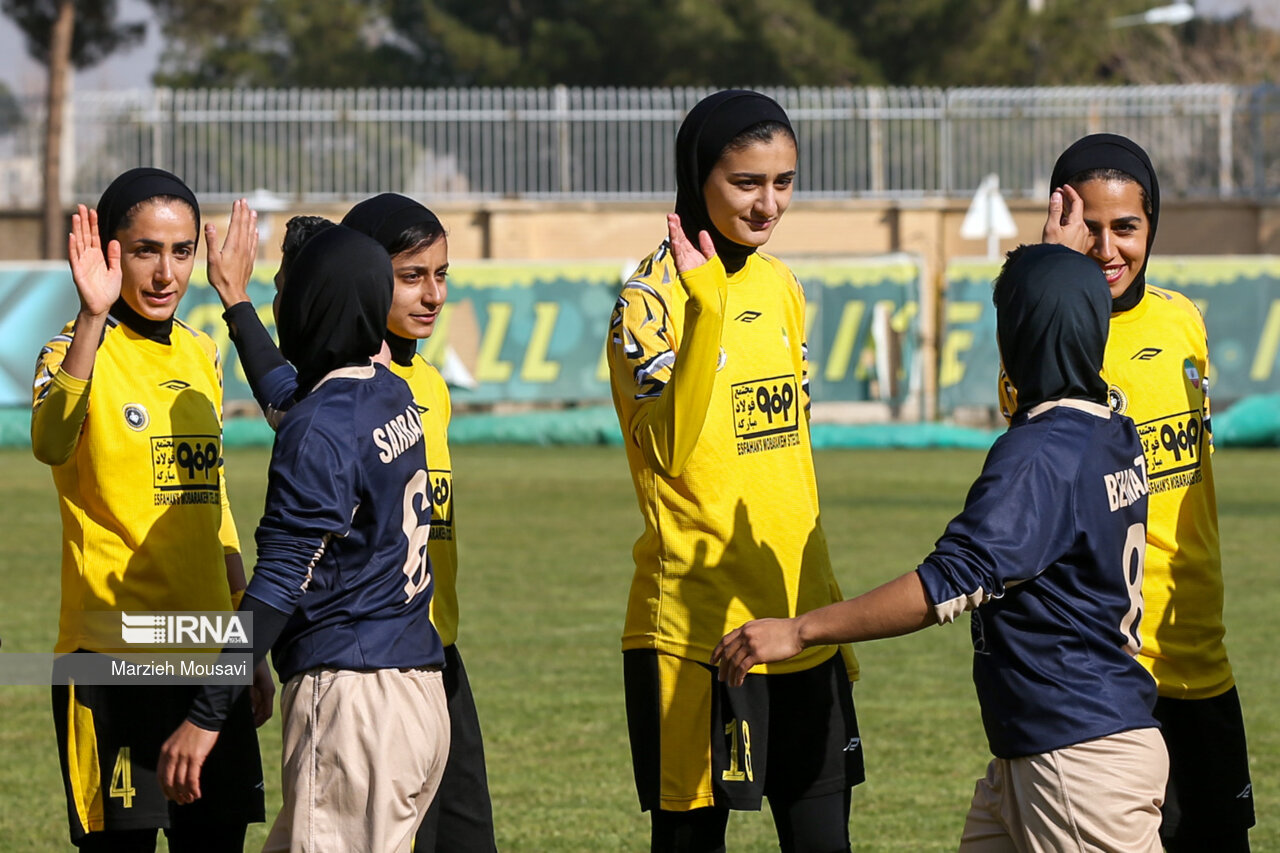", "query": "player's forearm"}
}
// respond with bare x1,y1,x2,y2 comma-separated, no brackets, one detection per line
187,593,289,730
248,526,333,613
632,260,727,477
224,552,247,608
59,310,108,382
796,571,935,647
223,302,297,419
31,364,93,466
